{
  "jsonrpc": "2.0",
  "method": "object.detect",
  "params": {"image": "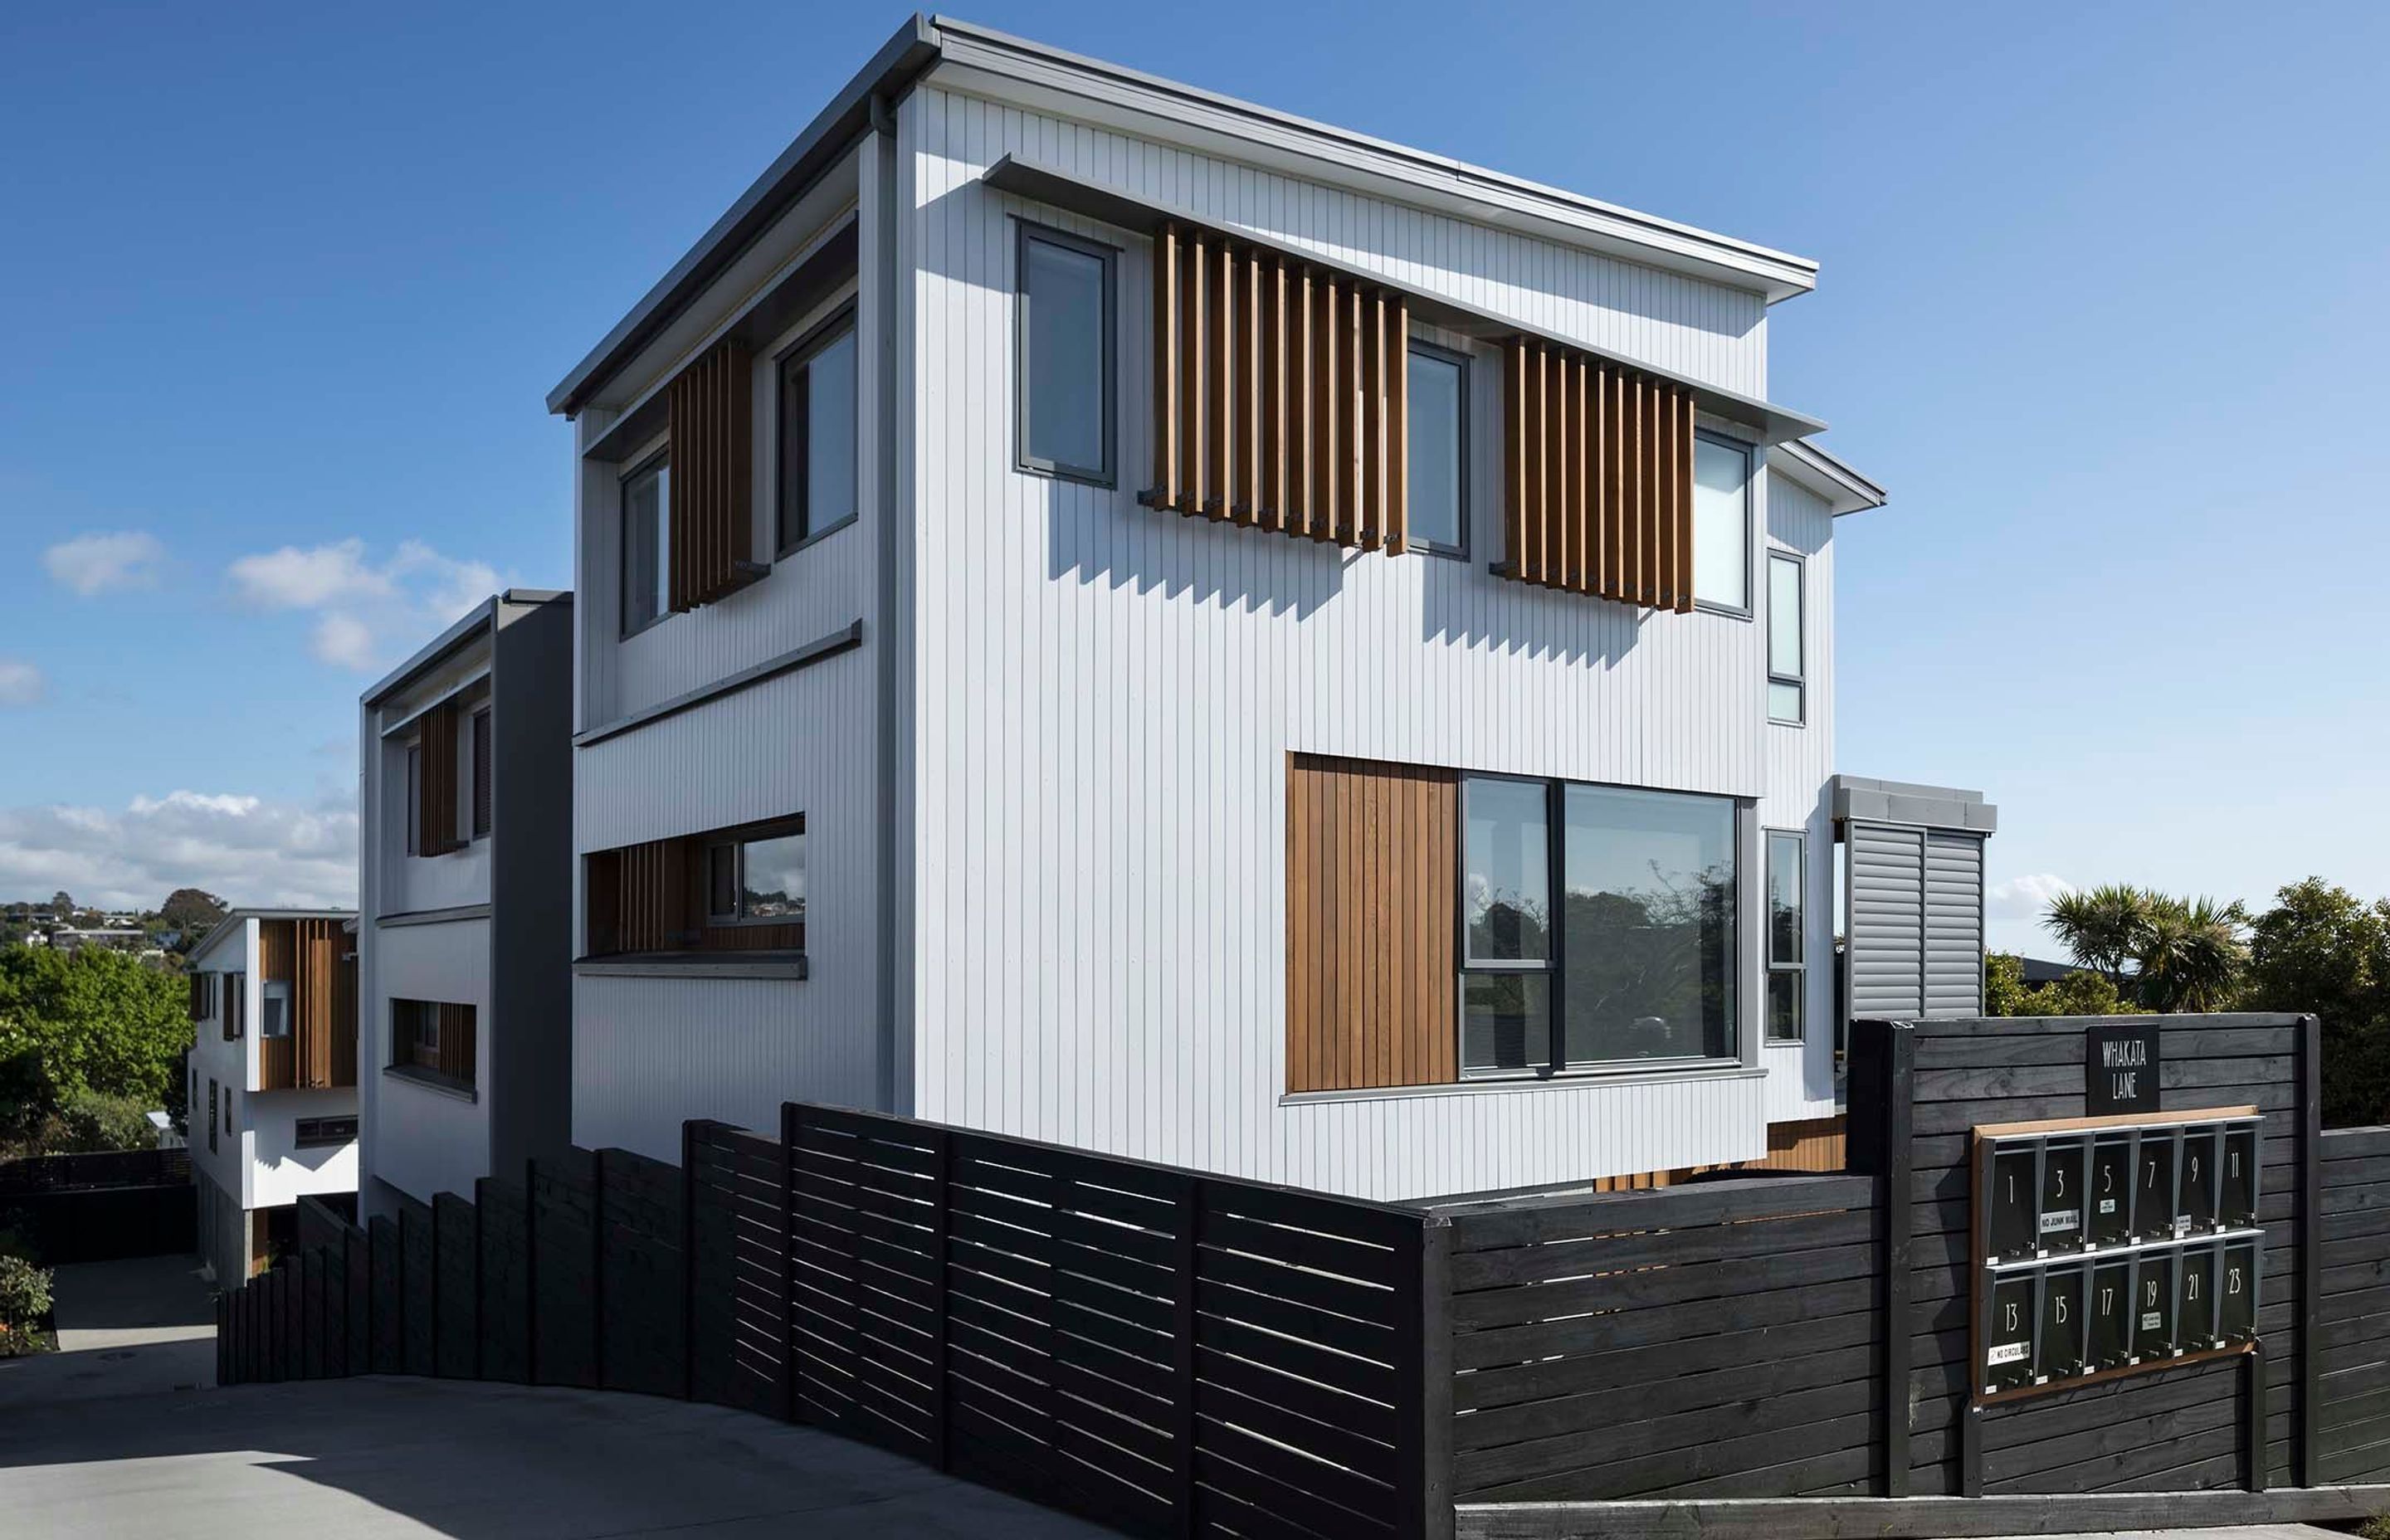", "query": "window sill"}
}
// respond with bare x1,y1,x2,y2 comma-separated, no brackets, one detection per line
1280,1061,1764,1107
383,1065,478,1104
573,952,809,982
774,513,857,562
